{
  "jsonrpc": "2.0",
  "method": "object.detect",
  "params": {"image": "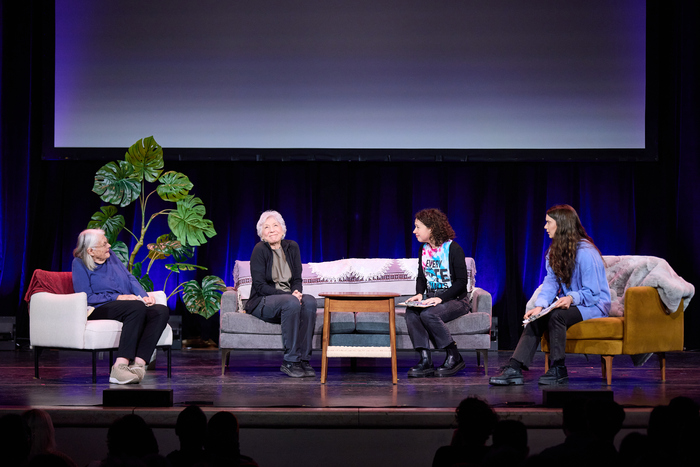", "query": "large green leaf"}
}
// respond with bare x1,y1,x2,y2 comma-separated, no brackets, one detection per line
130,263,153,291
147,233,194,261
93,161,141,207
181,275,226,319
111,241,130,267
125,136,164,183
164,263,207,272
168,195,217,246
87,206,125,244
138,273,154,292
157,171,193,202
